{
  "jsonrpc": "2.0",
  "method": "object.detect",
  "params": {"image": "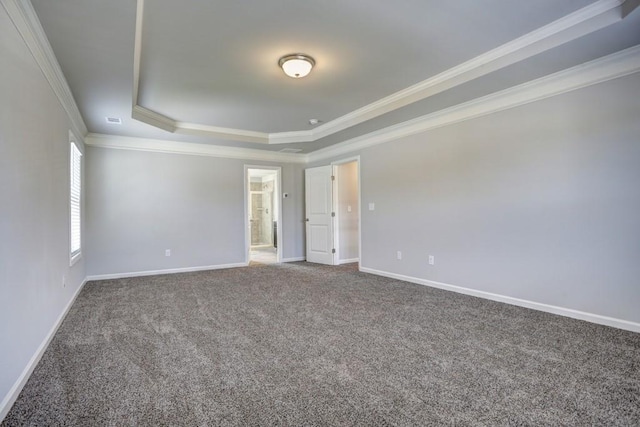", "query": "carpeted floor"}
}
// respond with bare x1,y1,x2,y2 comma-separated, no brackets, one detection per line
3,263,639,426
